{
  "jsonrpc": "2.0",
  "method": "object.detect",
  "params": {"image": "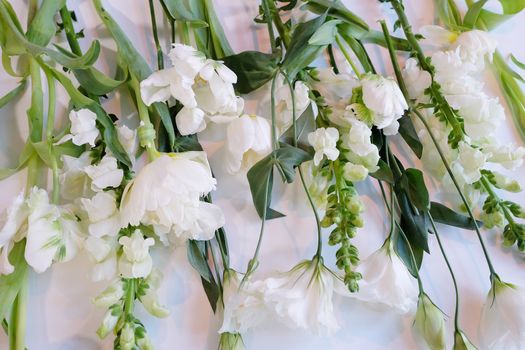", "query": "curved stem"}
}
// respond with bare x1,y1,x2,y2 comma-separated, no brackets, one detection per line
327,44,340,74
43,68,59,204
429,214,460,328
270,74,278,150
261,0,276,52
148,0,164,70
9,278,27,350
298,167,323,258
335,35,361,78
